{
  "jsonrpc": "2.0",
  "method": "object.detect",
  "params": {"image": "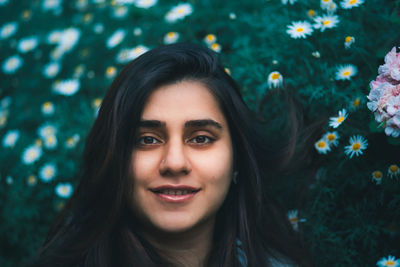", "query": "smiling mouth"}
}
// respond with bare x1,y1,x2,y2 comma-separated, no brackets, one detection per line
150,187,200,203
